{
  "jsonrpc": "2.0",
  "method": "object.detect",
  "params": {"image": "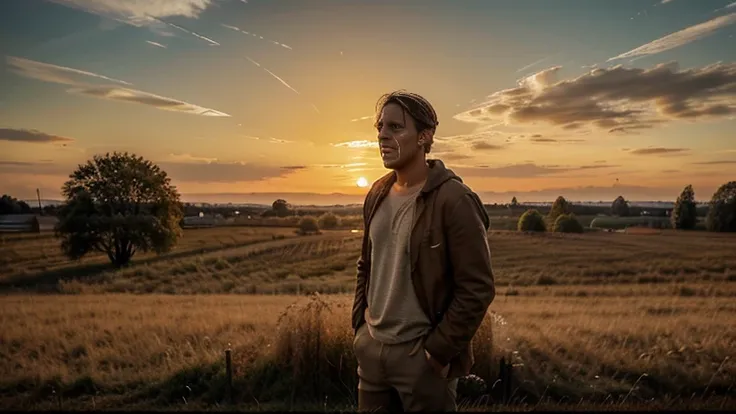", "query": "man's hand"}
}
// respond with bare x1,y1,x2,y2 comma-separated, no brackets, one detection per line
425,349,450,378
